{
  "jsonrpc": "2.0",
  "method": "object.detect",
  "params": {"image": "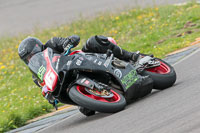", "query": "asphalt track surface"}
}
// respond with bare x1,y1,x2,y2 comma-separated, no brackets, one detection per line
35,45,200,133
0,0,192,37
